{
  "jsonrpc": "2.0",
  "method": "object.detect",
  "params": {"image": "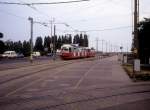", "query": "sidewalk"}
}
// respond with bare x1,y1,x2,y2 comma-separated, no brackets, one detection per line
110,56,132,83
